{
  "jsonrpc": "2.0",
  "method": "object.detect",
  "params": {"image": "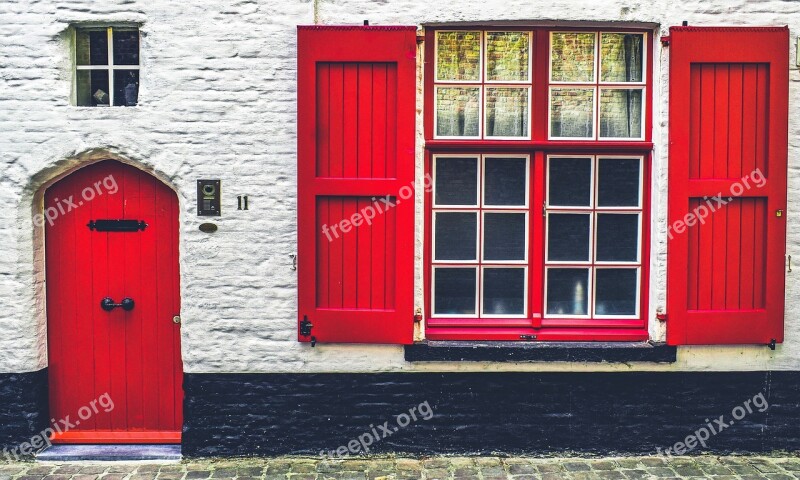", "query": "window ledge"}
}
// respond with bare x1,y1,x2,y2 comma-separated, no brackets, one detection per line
404,340,677,363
